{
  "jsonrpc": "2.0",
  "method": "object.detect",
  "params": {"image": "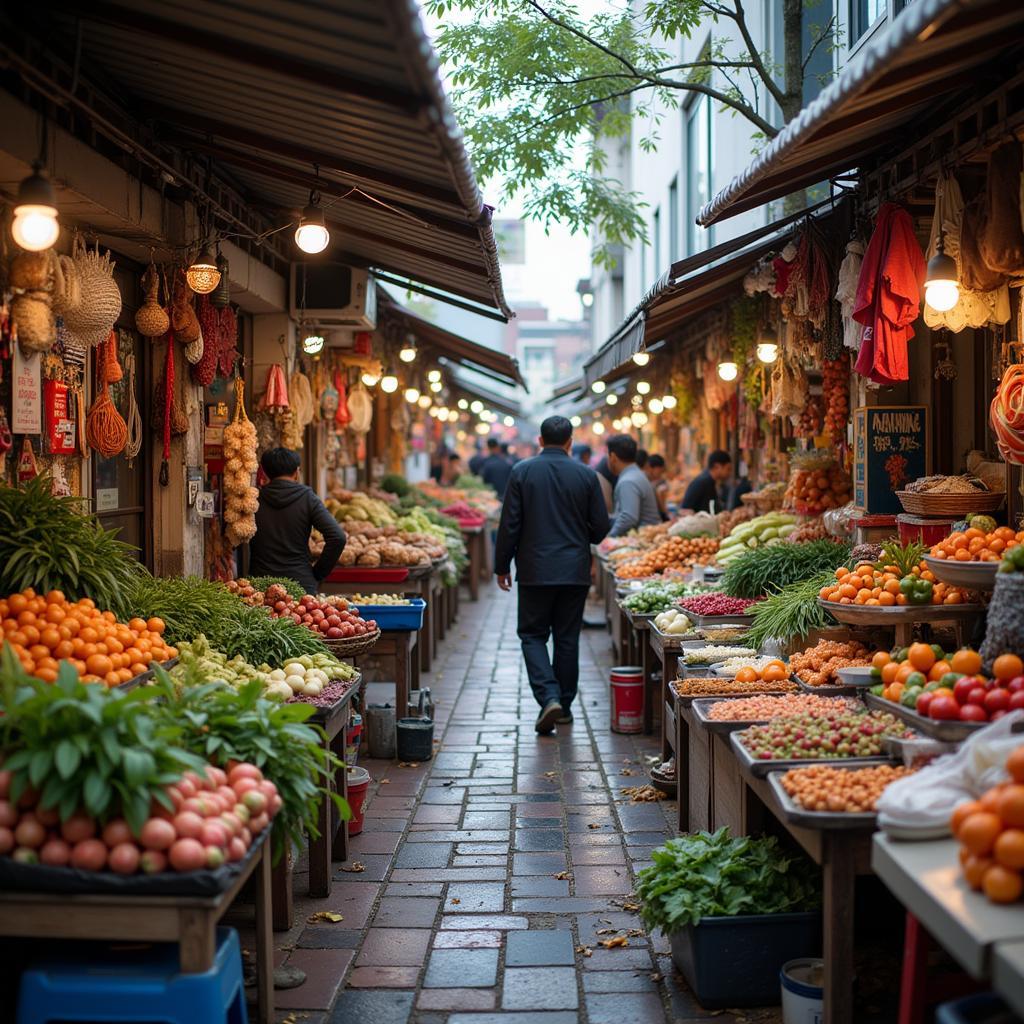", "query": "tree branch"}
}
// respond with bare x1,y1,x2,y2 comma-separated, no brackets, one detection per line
508,84,653,141
523,0,639,77
802,14,837,73
710,0,788,111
